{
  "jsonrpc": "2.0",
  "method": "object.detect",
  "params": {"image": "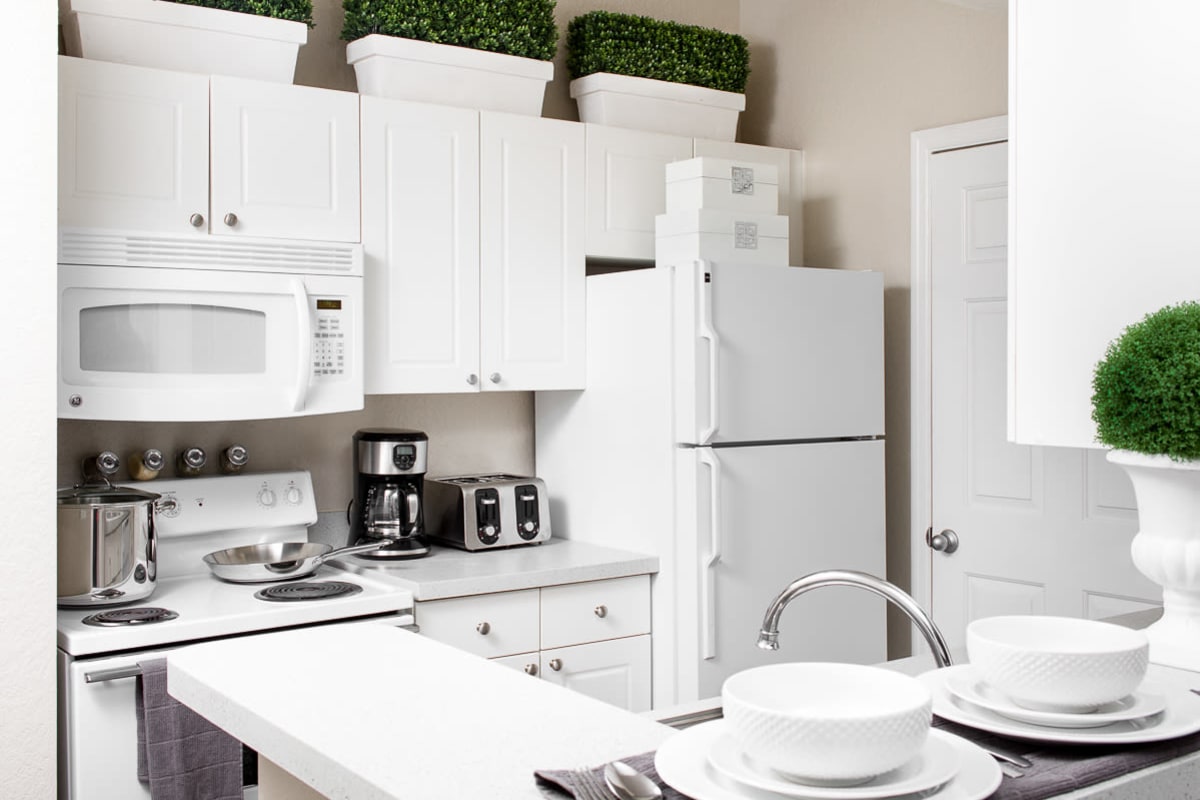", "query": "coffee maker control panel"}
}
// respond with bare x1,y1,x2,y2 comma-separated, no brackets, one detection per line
392,444,417,470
